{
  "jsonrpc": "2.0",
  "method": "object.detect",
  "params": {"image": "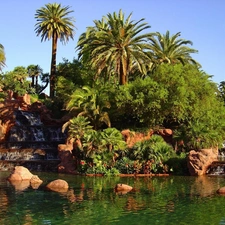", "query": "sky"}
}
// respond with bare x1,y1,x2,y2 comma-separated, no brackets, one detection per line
1,0,225,86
